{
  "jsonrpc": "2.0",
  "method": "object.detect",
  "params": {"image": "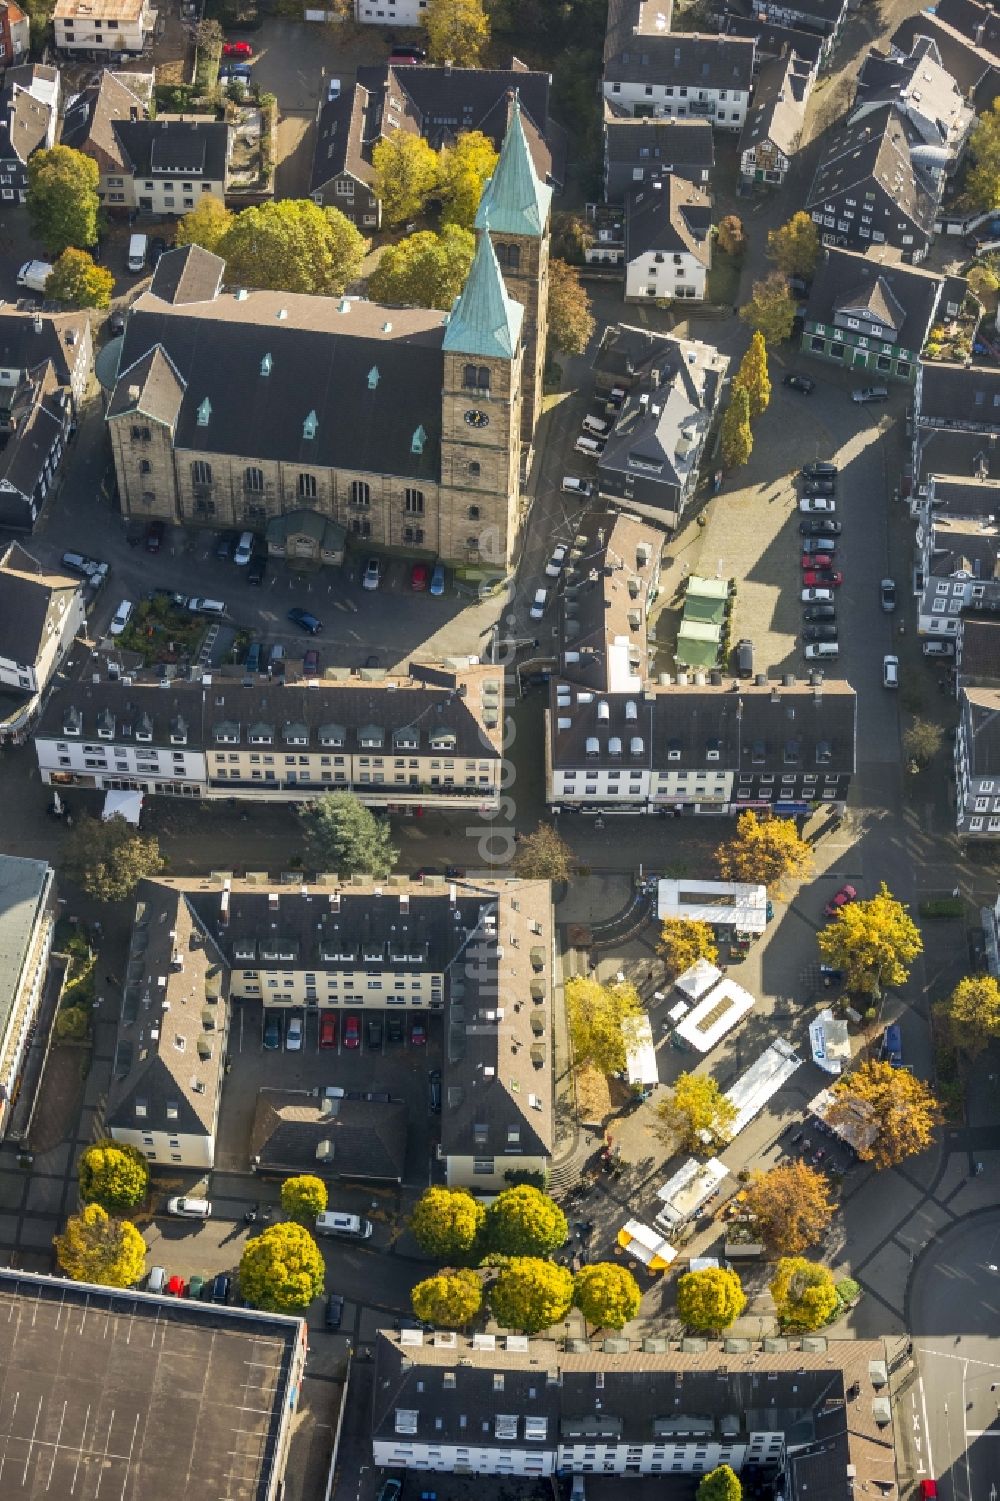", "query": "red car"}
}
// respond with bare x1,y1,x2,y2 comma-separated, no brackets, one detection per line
319,1012,337,1049
410,562,429,591
166,1275,185,1297
803,569,843,588
801,553,833,570
824,883,858,918
222,40,253,57
918,1484,937,1500
343,1014,360,1049
410,1016,427,1046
